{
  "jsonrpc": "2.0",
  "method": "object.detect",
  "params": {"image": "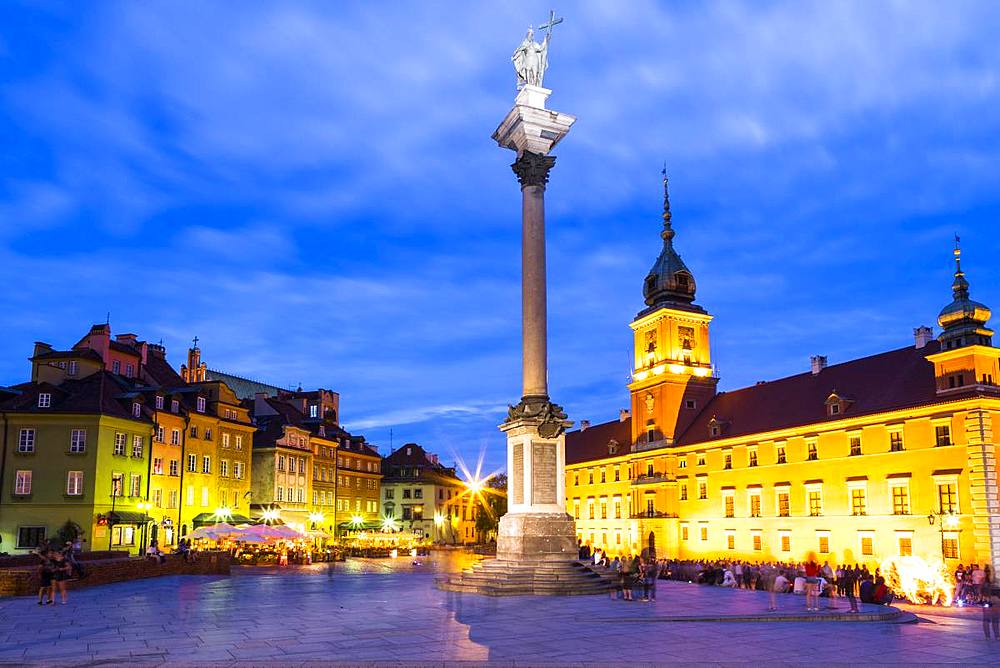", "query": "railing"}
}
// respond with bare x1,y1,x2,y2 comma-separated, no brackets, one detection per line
629,511,677,519
631,474,672,486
